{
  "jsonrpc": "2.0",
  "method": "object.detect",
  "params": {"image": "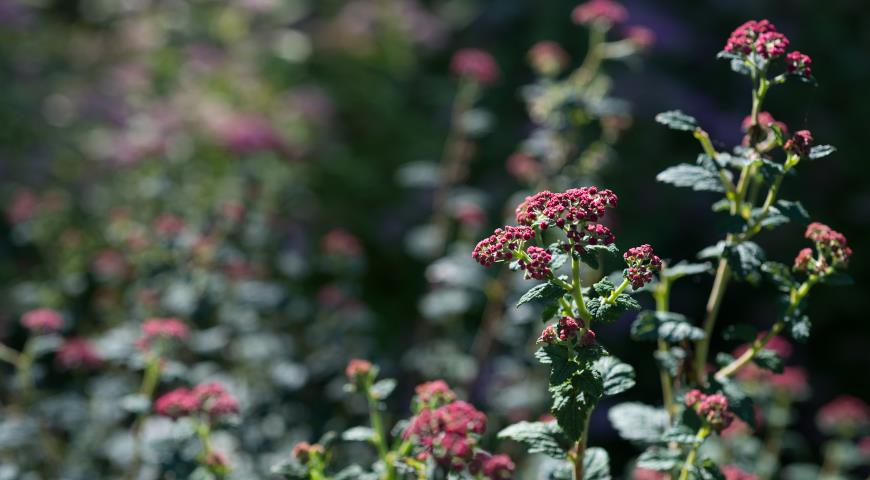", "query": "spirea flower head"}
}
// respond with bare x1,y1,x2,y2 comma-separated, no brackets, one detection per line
155,388,199,419
472,226,534,267
755,31,789,59
404,400,488,469
557,316,581,341
345,358,374,383
786,50,812,77
581,328,597,347
21,308,63,334
481,454,515,479
528,41,570,76
538,325,558,344
571,0,628,26
291,442,325,463
506,152,541,183
721,465,758,480
741,111,788,135
793,247,816,272
56,338,102,370
450,49,499,85
803,222,852,269
624,25,656,50
684,389,704,407
723,20,778,56
784,129,813,157
194,382,240,419
816,395,870,436
515,187,618,230
414,380,457,410
518,246,552,280
142,317,189,342
623,244,662,289
697,393,734,431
